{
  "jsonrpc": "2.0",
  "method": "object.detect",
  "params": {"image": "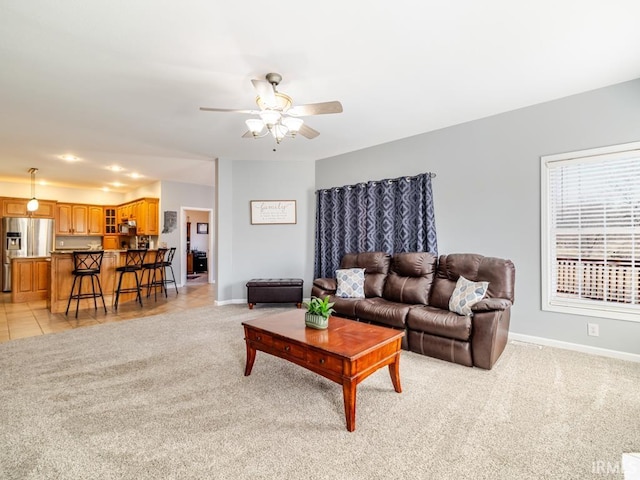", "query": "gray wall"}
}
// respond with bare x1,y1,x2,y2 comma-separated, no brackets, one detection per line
316,78,640,355
160,180,215,284
216,159,315,302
